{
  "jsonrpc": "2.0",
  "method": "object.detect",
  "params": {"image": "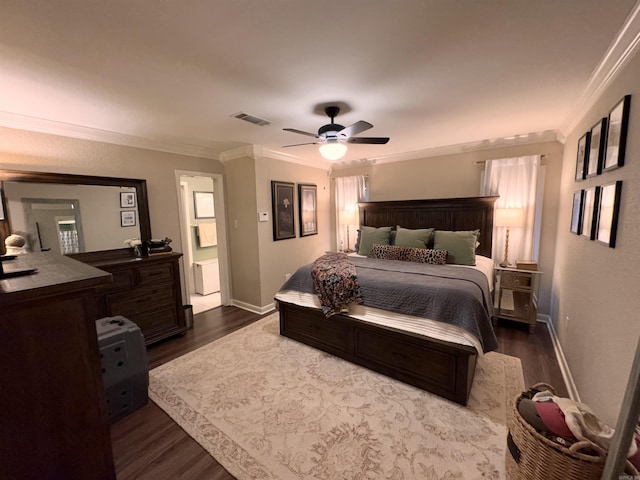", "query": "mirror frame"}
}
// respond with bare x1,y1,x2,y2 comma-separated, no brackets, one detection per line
0,169,151,256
